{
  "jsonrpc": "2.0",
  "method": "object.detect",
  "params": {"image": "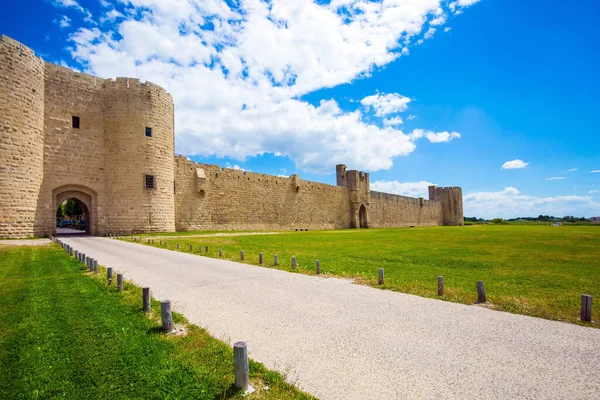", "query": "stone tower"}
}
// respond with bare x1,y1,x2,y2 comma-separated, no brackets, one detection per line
428,186,464,226
104,78,175,234
336,164,347,187
336,164,371,228
0,35,45,238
